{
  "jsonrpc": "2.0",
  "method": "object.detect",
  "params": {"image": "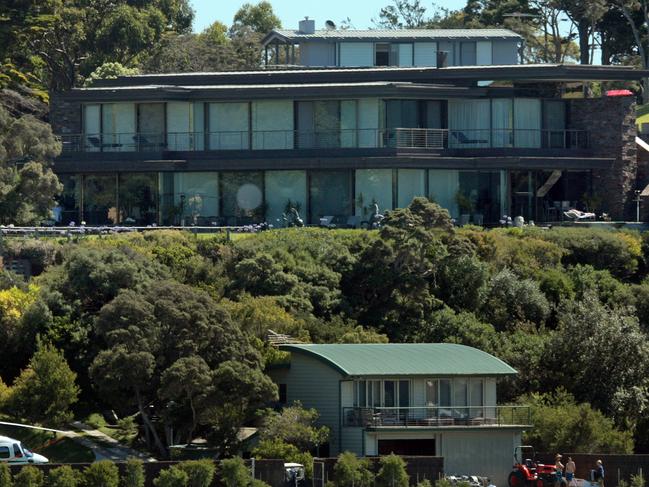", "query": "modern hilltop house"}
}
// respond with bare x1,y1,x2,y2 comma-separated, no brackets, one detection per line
269,343,529,485
50,21,649,226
